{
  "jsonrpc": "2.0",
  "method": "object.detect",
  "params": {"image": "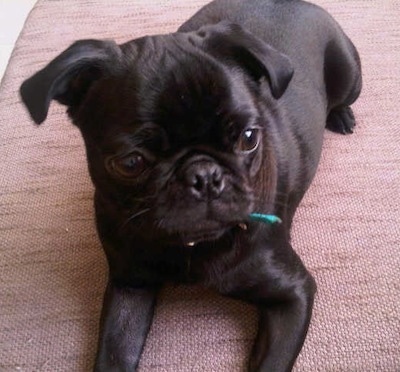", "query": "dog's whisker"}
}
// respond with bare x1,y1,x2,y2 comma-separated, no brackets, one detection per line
119,208,151,231
155,217,166,230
